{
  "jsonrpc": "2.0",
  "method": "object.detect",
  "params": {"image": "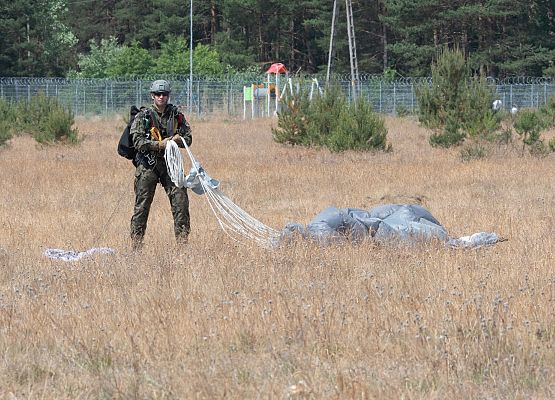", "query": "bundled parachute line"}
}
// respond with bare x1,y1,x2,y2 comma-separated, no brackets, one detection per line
165,139,281,248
